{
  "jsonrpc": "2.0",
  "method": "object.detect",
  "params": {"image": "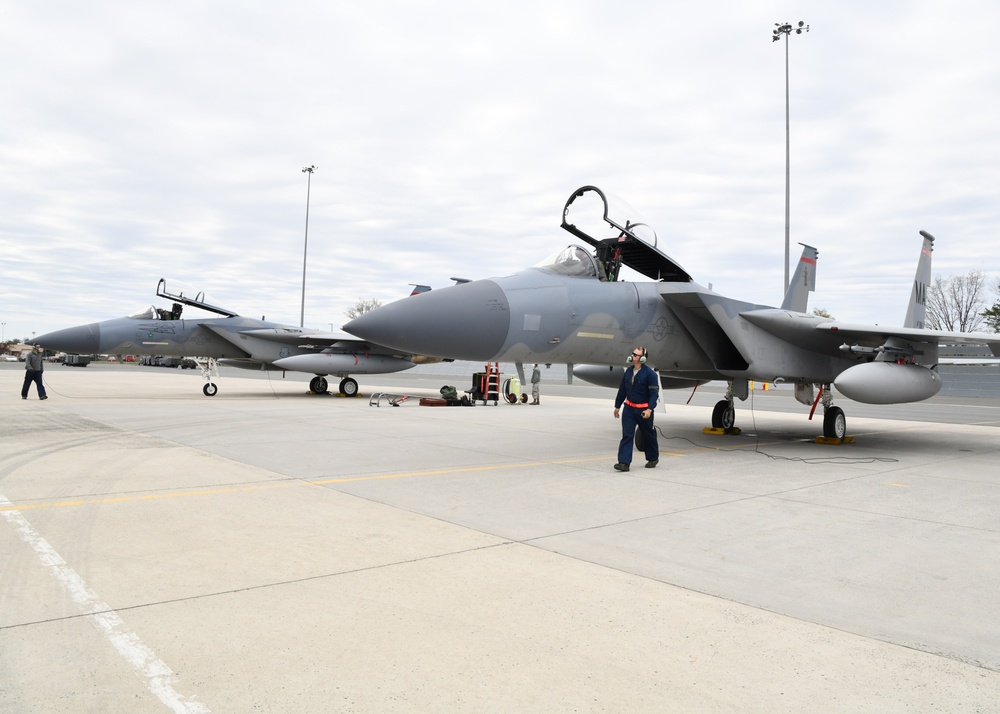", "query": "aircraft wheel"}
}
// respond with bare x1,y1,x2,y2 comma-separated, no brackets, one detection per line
310,376,329,395
634,425,644,452
824,406,847,440
339,377,359,397
712,400,735,430
203,383,218,397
